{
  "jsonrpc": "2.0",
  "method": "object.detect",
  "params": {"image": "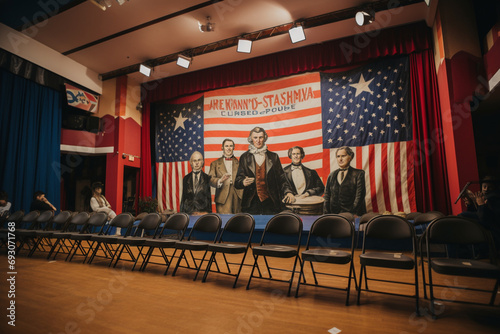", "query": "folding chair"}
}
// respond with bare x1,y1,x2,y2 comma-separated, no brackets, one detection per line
28,211,72,257
0,210,24,249
413,211,444,237
14,210,40,254
424,216,500,318
138,213,190,273
201,213,255,288
246,212,303,297
66,212,109,262
357,215,420,316
86,212,135,265
171,213,222,280
110,212,162,269
356,212,381,248
16,210,54,255
295,214,357,305
47,212,90,260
